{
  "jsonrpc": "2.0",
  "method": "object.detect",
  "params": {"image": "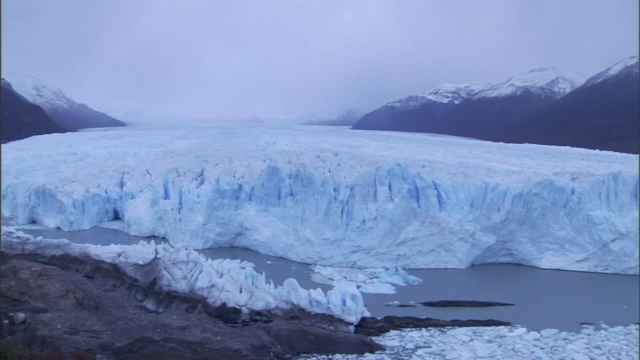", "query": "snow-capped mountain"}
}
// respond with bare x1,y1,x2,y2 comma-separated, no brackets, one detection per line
387,83,491,109
352,56,639,153
10,76,79,109
583,55,639,87
7,76,126,131
386,68,585,110
479,67,585,98
1,78,68,143
509,55,639,153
